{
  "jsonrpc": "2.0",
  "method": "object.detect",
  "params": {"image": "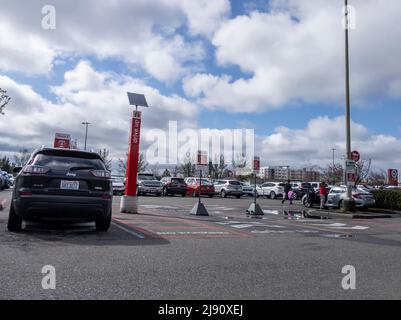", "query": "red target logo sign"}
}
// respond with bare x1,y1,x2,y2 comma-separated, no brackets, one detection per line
388,169,399,186
351,150,360,162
